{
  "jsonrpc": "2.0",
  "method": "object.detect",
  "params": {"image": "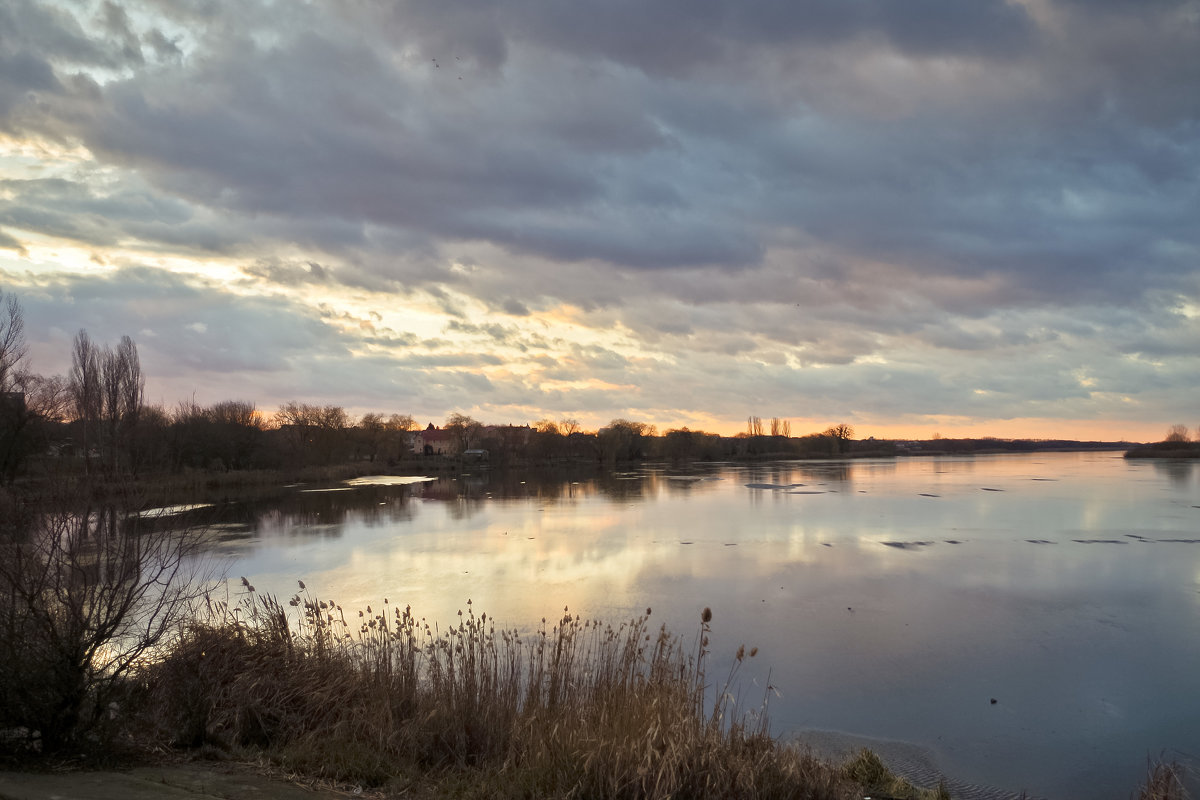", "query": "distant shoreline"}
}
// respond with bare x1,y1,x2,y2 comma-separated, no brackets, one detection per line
1124,442,1200,459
